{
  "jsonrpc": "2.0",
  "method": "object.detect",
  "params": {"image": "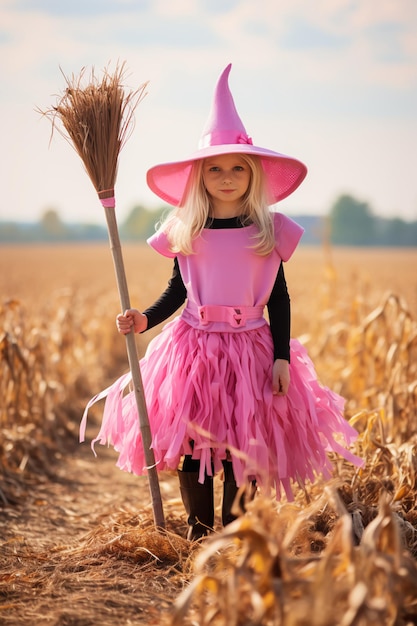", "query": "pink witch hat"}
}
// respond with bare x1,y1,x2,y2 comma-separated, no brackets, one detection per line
146,64,307,206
